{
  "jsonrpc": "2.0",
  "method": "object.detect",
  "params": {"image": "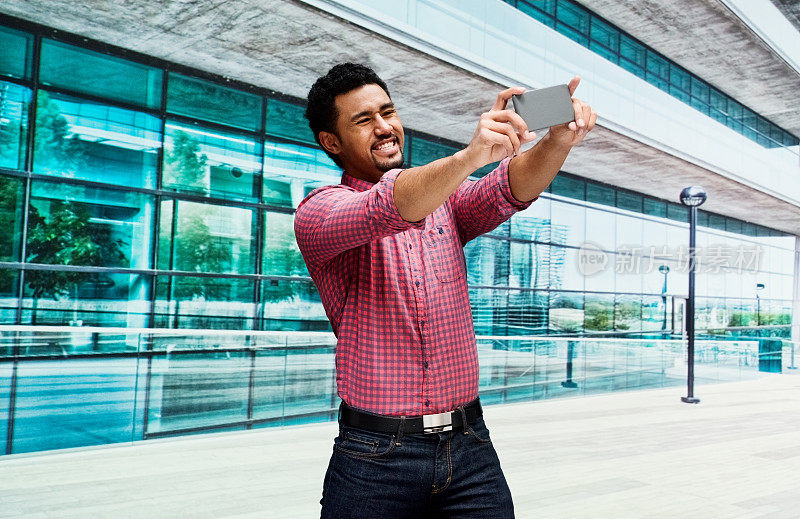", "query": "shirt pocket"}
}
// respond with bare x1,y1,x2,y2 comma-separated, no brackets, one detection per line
429,222,461,283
